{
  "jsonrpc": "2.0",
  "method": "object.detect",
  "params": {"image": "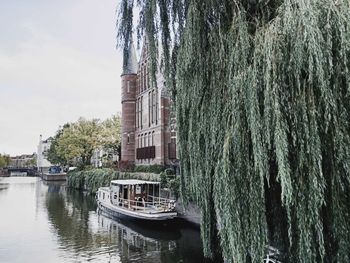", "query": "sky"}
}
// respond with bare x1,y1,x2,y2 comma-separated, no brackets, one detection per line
0,0,125,156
